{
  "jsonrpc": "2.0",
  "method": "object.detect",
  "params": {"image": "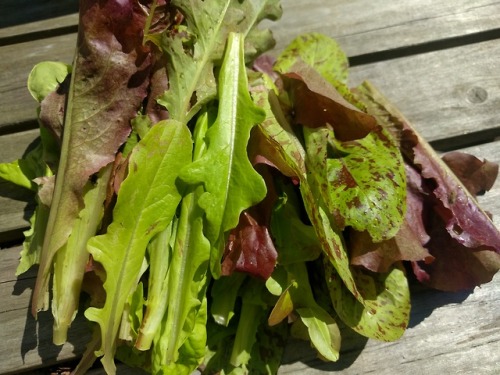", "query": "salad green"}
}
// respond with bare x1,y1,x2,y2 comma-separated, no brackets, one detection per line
0,0,499,374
